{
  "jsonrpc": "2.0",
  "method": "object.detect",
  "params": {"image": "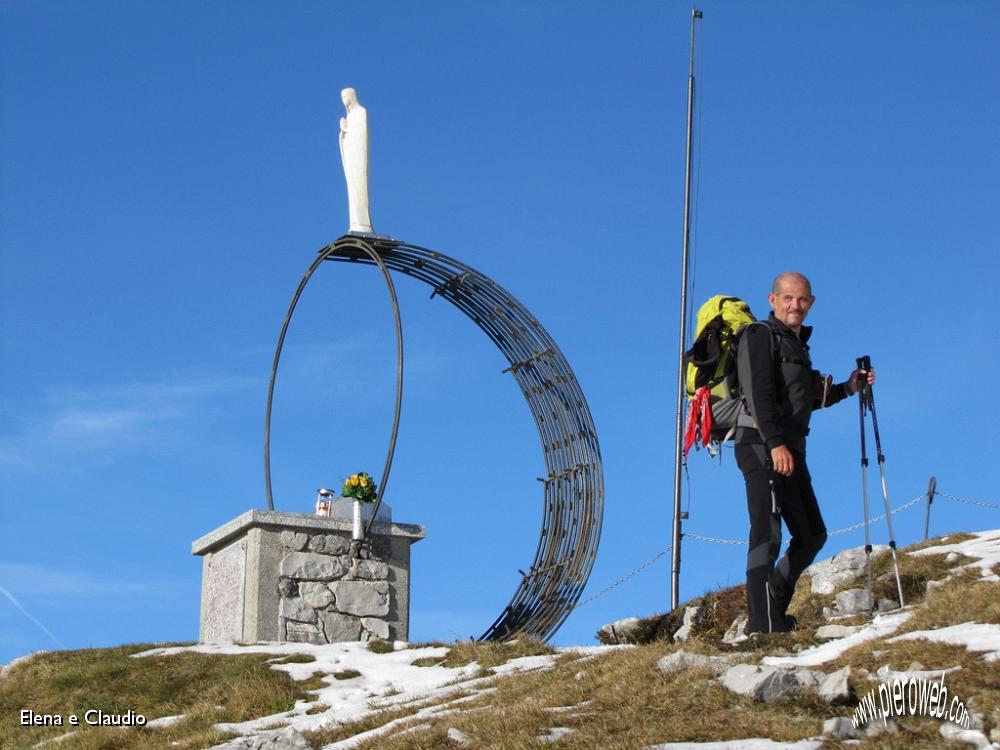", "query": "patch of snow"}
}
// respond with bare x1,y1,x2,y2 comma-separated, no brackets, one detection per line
30,730,79,748
322,690,485,749
645,739,823,750
538,726,574,742
762,612,912,667
145,714,185,729
874,664,961,681
1,650,47,678
134,640,622,748
889,622,1000,661
909,529,1000,578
